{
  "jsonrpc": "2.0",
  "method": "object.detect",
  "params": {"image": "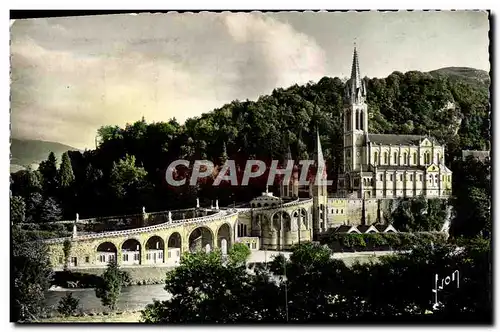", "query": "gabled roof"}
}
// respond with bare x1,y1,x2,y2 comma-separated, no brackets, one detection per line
334,225,361,234
357,225,379,233
374,224,399,233
367,134,437,146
